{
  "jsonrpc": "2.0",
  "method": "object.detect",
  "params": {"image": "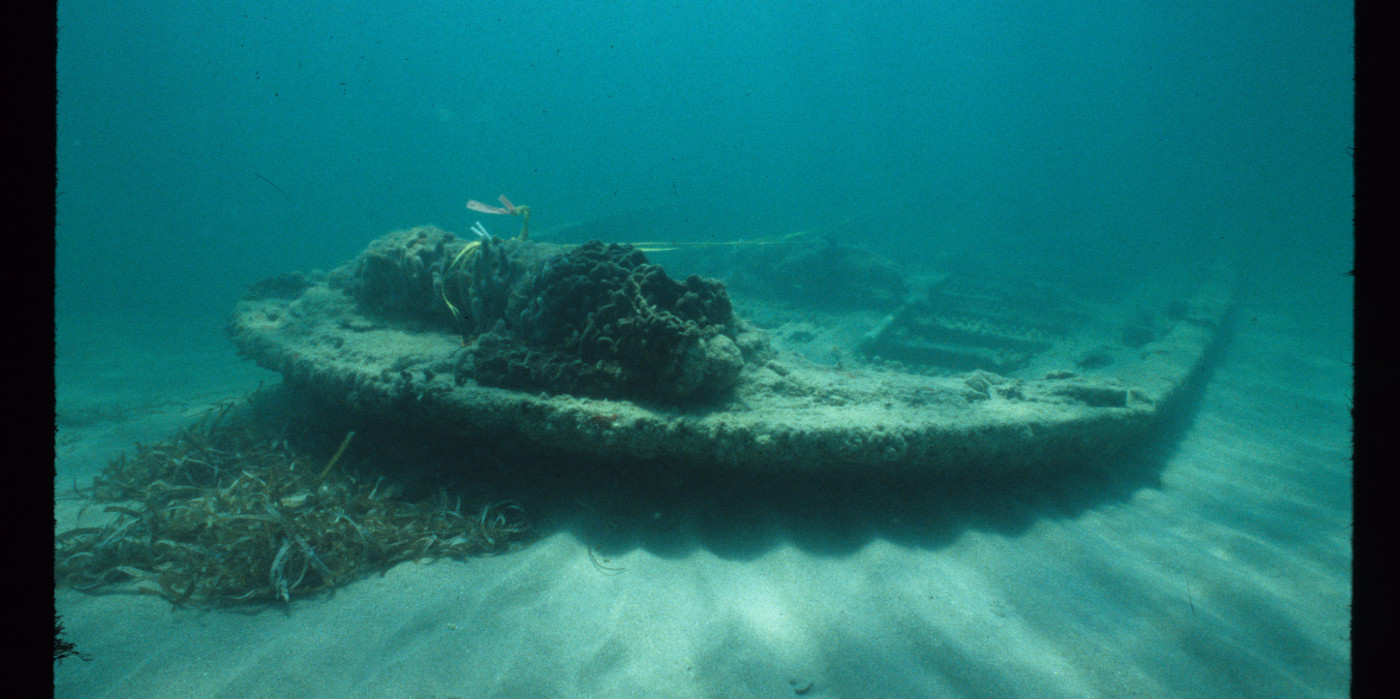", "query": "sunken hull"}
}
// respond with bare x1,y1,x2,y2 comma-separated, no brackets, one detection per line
228,228,1235,479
